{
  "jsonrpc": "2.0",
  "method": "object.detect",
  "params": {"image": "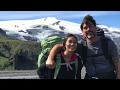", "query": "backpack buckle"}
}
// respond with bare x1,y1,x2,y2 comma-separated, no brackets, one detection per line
92,77,99,79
